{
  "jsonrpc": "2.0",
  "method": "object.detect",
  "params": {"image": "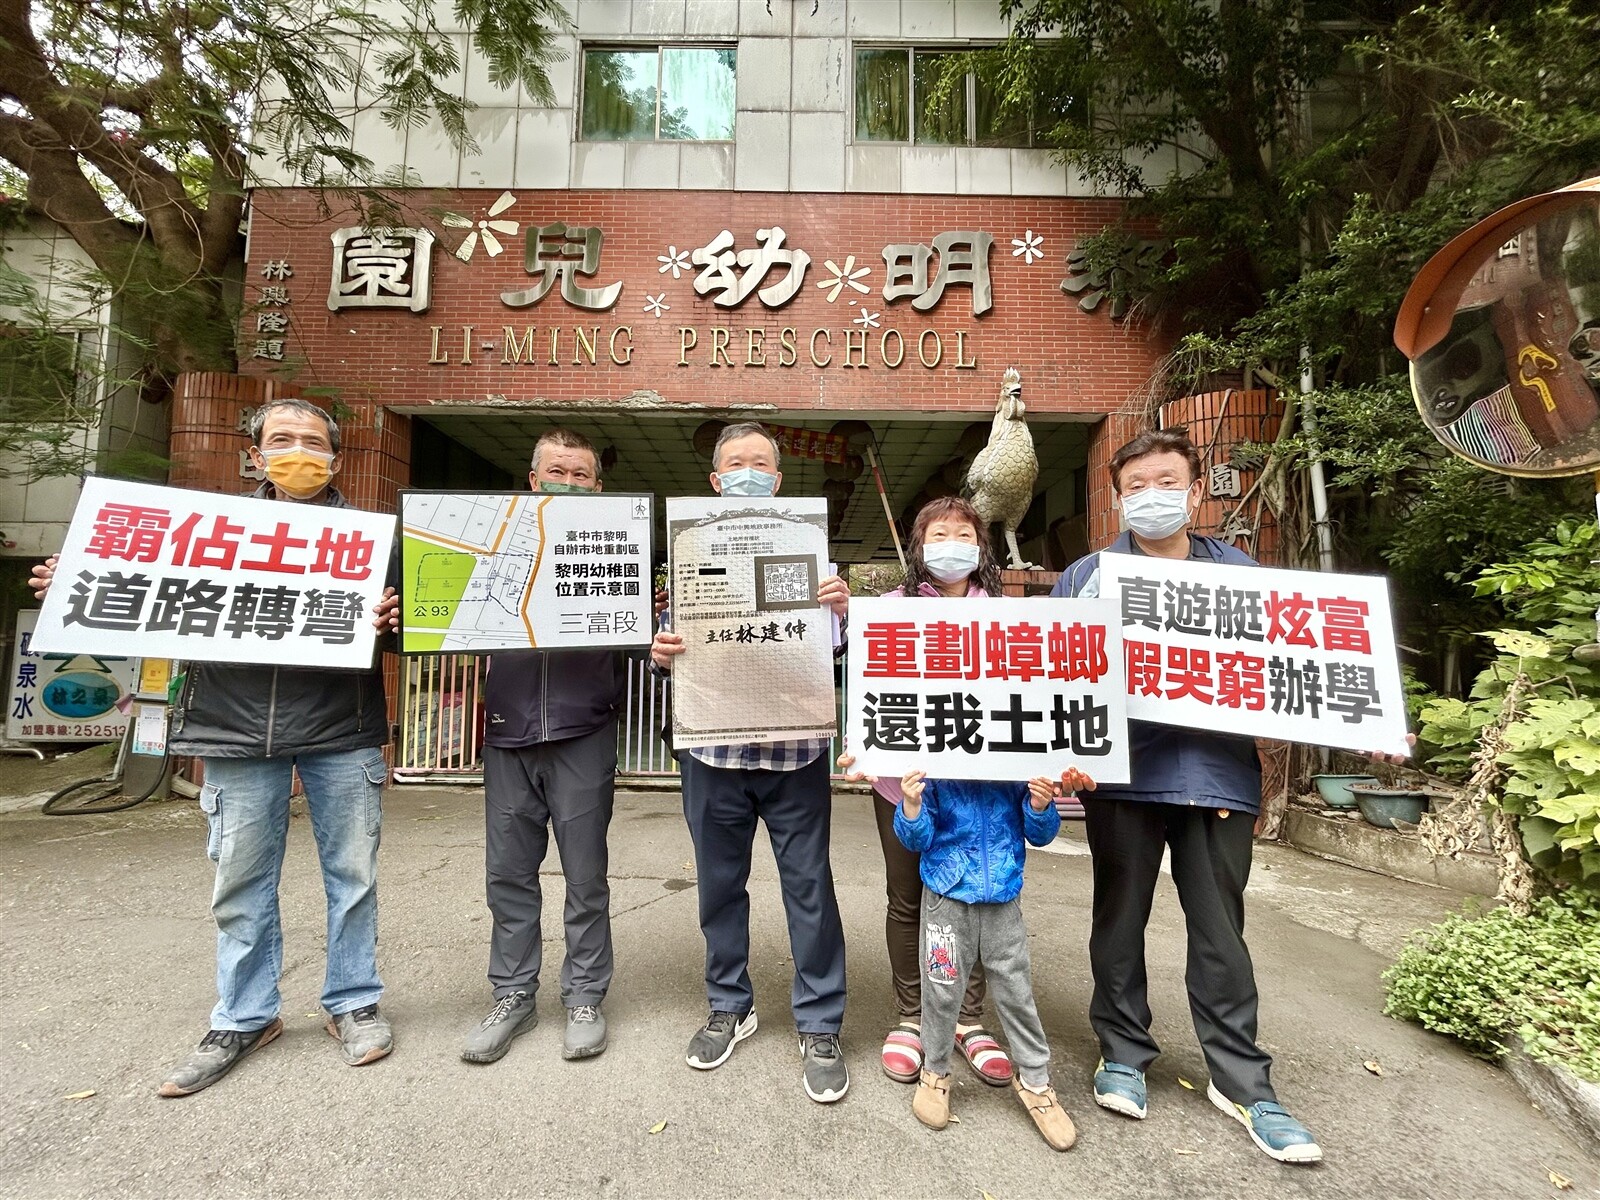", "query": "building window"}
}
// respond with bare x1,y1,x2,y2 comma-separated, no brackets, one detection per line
580,46,736,141
0,328,92,422
854,47,1078,147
